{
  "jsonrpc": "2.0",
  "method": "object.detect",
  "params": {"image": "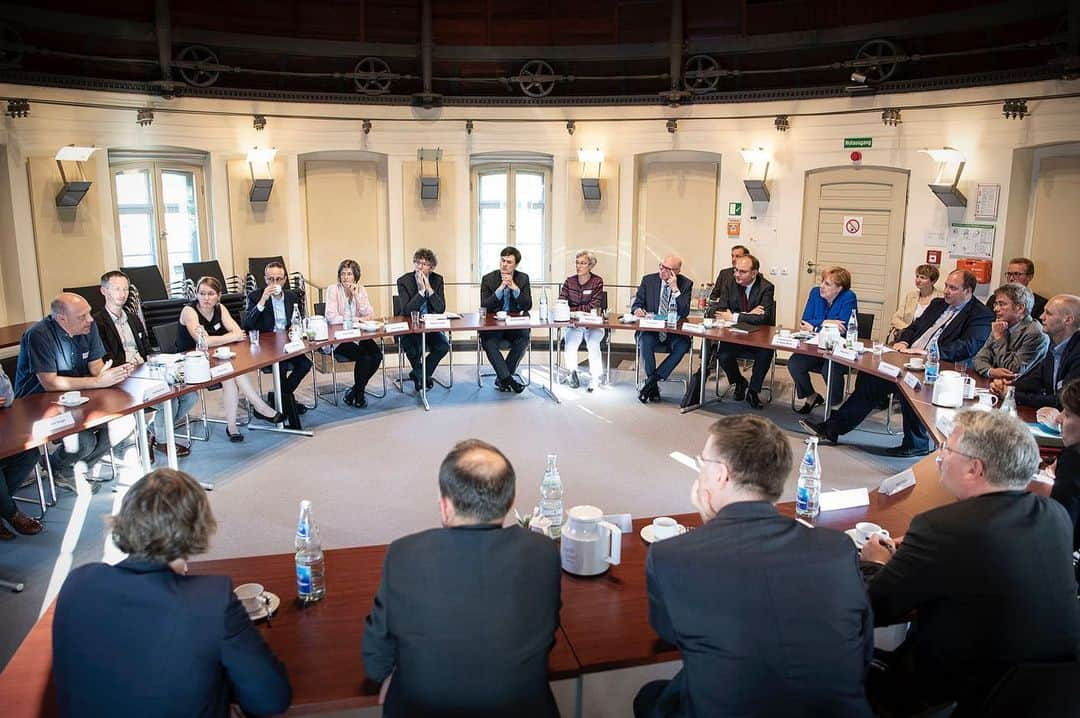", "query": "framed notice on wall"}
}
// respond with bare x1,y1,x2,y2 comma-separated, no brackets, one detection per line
974,184,1000,221
948,223,995,260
